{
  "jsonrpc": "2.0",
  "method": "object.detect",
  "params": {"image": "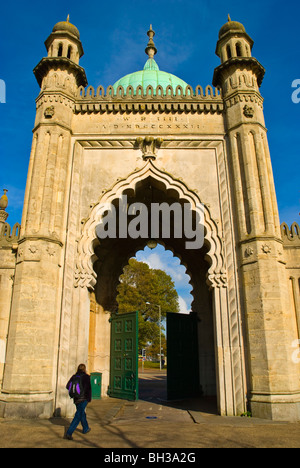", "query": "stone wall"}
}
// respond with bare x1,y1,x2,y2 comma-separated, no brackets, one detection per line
282,222,300,340
0,222,19,385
